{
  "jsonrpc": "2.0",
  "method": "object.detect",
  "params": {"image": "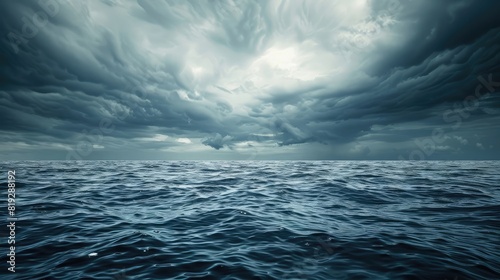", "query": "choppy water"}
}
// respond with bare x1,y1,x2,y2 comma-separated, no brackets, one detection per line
1,161,499,279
